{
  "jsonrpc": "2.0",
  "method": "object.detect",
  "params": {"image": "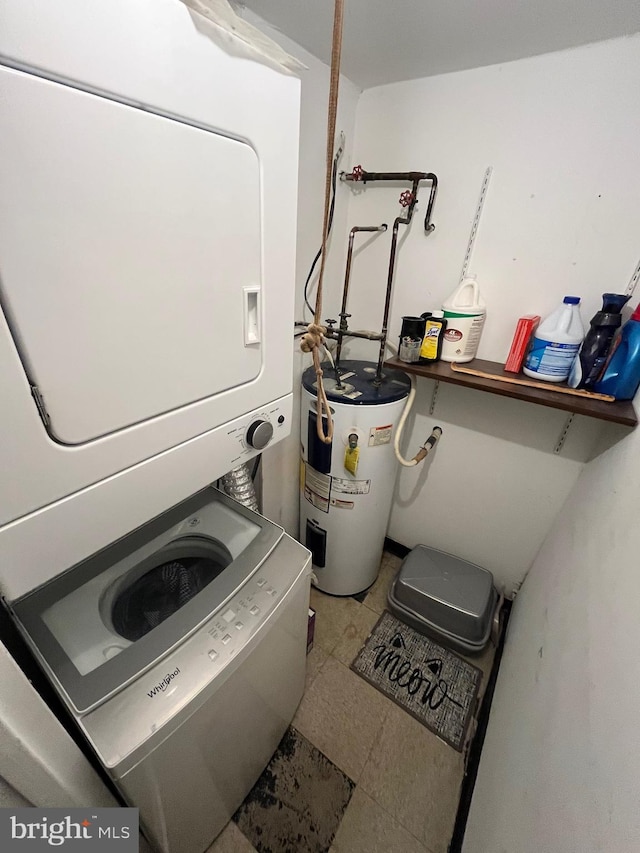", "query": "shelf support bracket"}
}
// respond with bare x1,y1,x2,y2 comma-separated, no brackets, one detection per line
429,380,440,416
554,413,575,454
